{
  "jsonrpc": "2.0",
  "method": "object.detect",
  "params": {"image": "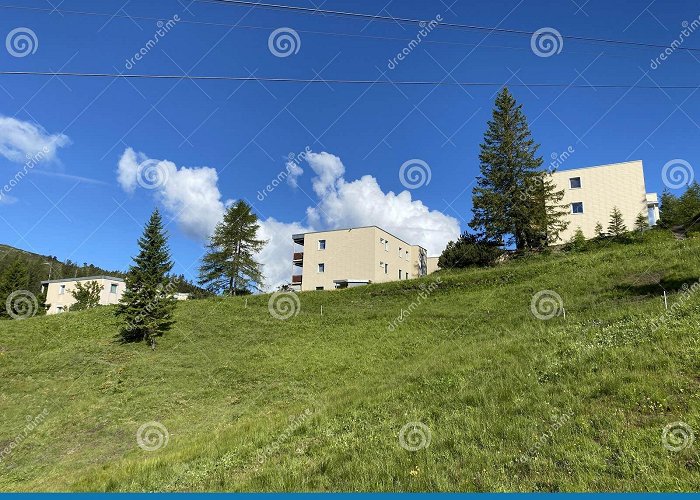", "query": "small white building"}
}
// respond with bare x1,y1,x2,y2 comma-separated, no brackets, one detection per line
41,276,125,314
